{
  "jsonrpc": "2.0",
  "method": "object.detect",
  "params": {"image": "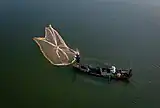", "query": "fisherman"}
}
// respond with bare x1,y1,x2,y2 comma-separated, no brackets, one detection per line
117,73,121,78
128,68,132,77
110,65,116,74
74,52,80,64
